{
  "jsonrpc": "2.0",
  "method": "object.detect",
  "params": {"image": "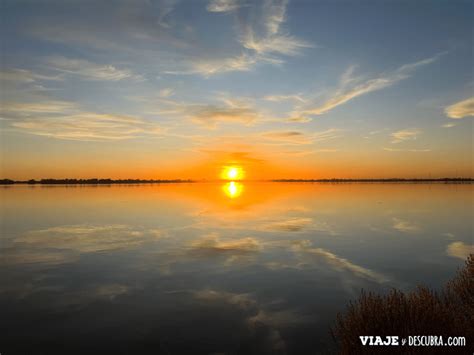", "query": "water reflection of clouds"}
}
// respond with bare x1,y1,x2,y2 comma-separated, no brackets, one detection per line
257,217,337,235
287,240,389,283
1,184,472,354
190,233,261,253
3,214,388,292
447,242,474,260
262,243,390,287
392,217,421,233
191,213,337,236
192,289,312,353
19,224,164,251
1,224,166,266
